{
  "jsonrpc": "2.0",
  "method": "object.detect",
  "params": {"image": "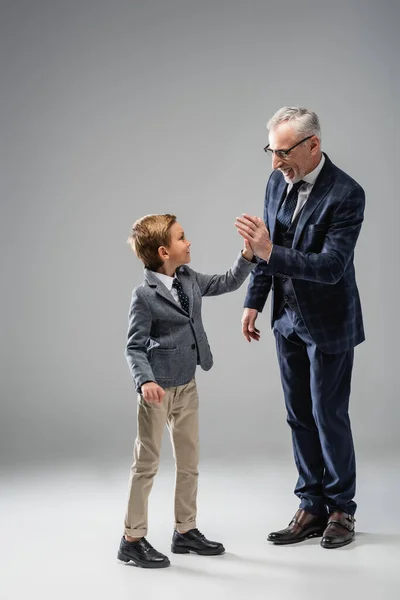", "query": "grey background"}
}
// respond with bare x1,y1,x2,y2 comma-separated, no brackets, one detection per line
1,0,399,470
